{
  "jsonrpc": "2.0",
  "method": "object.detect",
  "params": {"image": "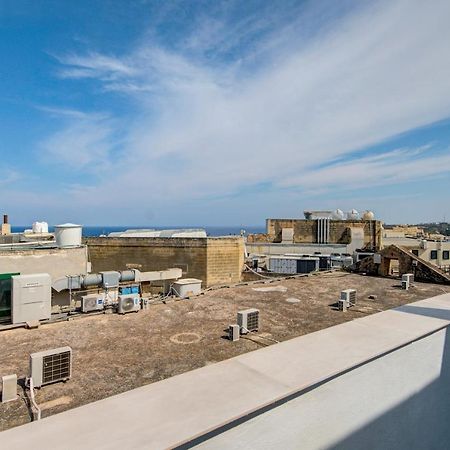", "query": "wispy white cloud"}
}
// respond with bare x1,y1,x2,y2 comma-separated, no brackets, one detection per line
40,110,116,170
56,52,136,80
43,0,450,222
281,145,450,191
0,169,21,185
